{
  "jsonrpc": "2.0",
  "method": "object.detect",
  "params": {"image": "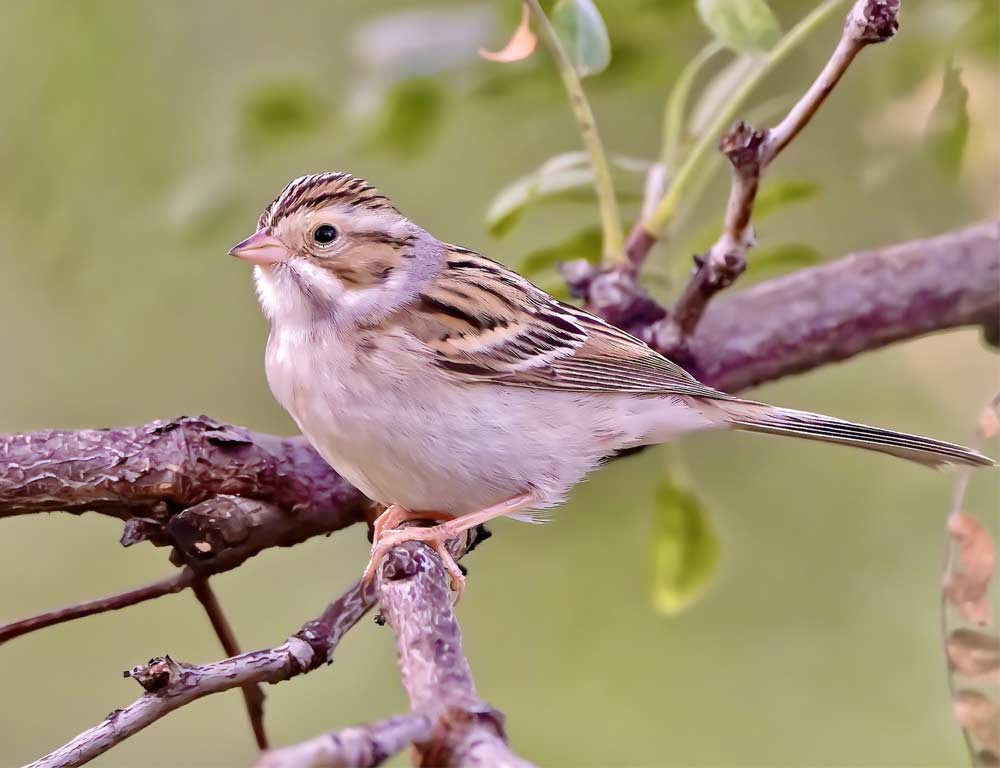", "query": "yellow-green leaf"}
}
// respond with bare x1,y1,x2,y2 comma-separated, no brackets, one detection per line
551,0,612,77
486,152,646,237
240,81,329,150
696,0,781,53
750,243,823,278
754,178,821,218
369,78,446,158
926,59,970,181
652,479,721,615
520,227,602,277
487,165,597,237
